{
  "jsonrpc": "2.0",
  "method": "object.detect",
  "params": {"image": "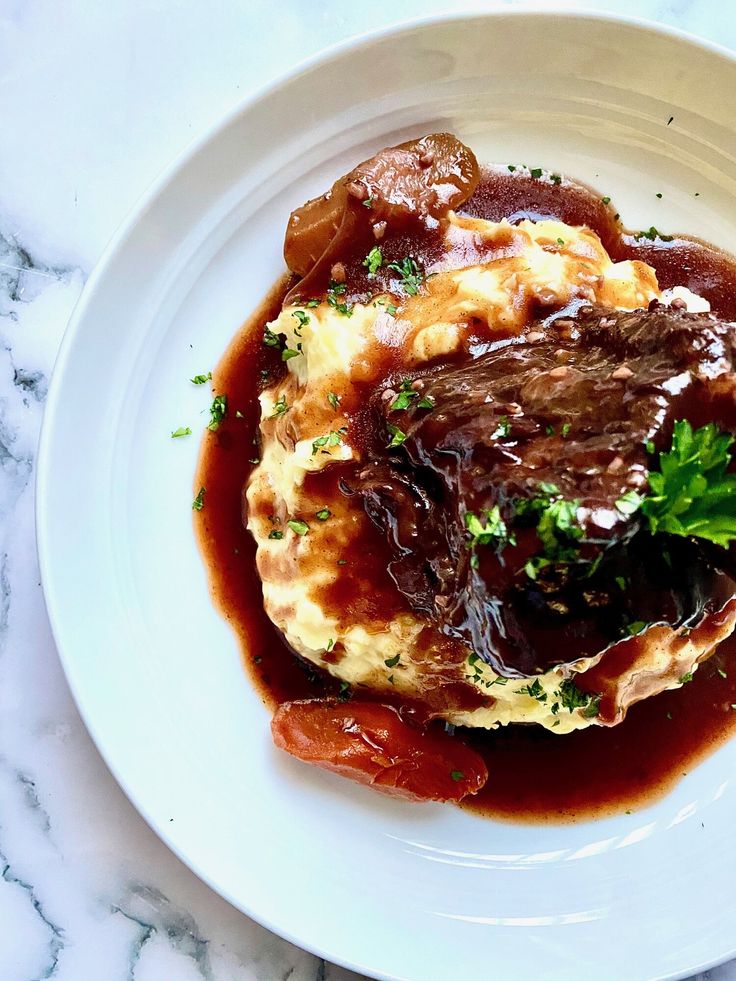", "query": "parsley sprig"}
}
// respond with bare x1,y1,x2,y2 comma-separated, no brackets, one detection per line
637,421,736,547
387,257,423,296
